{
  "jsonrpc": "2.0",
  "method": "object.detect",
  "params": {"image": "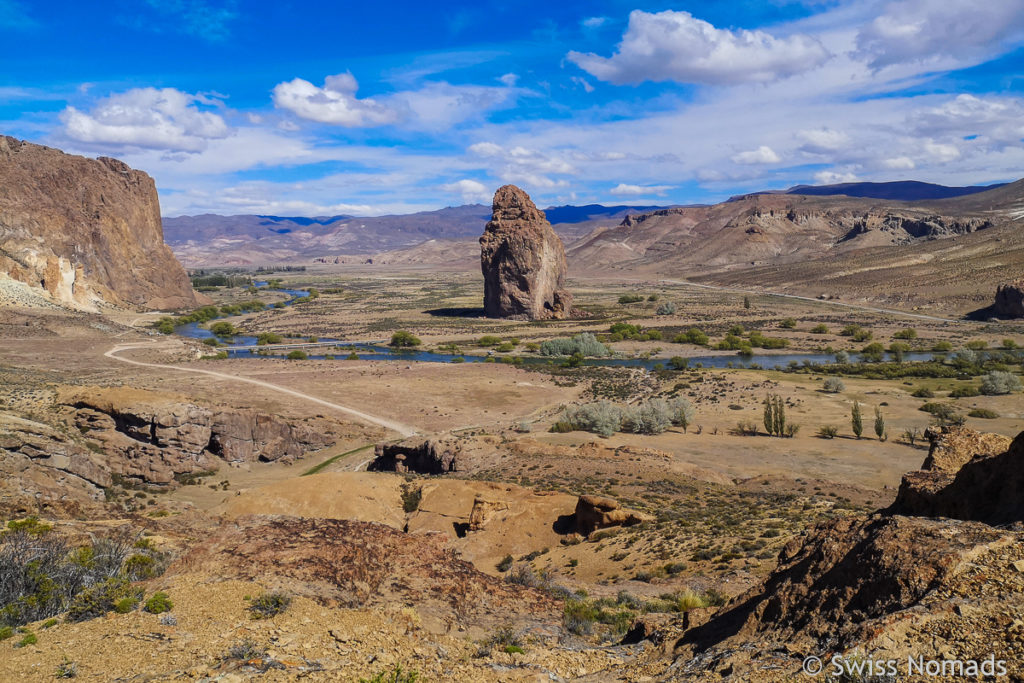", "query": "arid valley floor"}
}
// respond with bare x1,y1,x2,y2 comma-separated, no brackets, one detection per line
3,260,1024,681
